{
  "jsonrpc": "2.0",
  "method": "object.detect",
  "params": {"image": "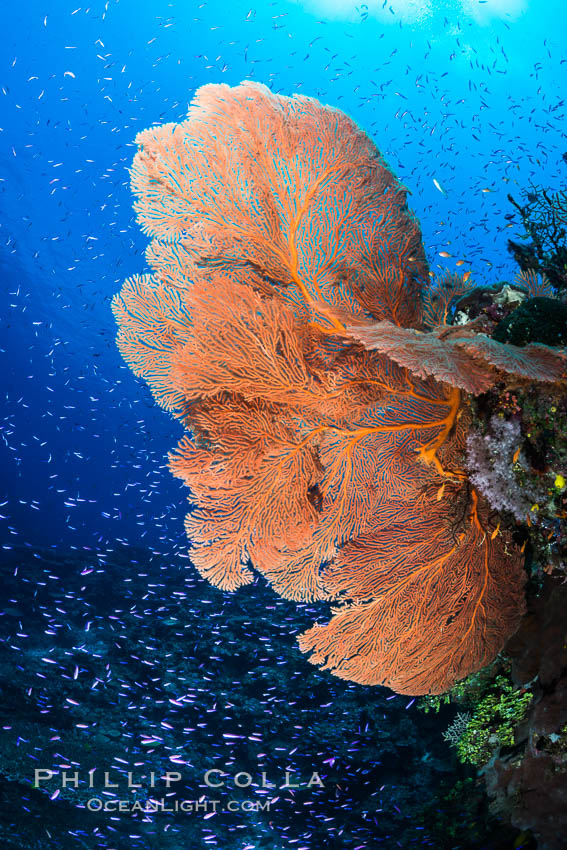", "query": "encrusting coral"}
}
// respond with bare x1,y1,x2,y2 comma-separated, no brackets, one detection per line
112,81,566,695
